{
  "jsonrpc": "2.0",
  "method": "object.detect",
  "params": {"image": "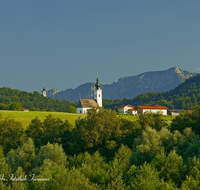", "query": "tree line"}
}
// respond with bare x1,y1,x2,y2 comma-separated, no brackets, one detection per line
0,105,200,189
